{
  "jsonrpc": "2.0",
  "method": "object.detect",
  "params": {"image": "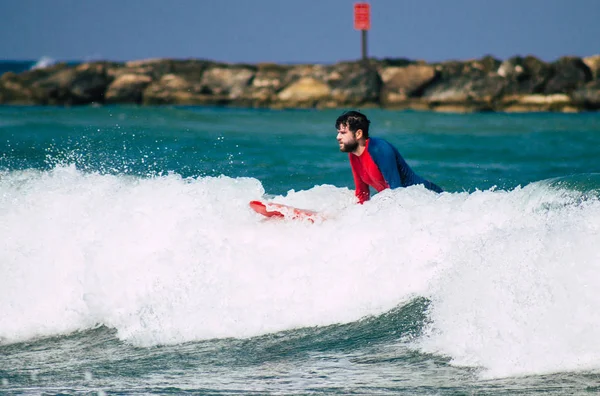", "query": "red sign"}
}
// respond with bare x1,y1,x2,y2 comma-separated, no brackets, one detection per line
354,3,370,31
